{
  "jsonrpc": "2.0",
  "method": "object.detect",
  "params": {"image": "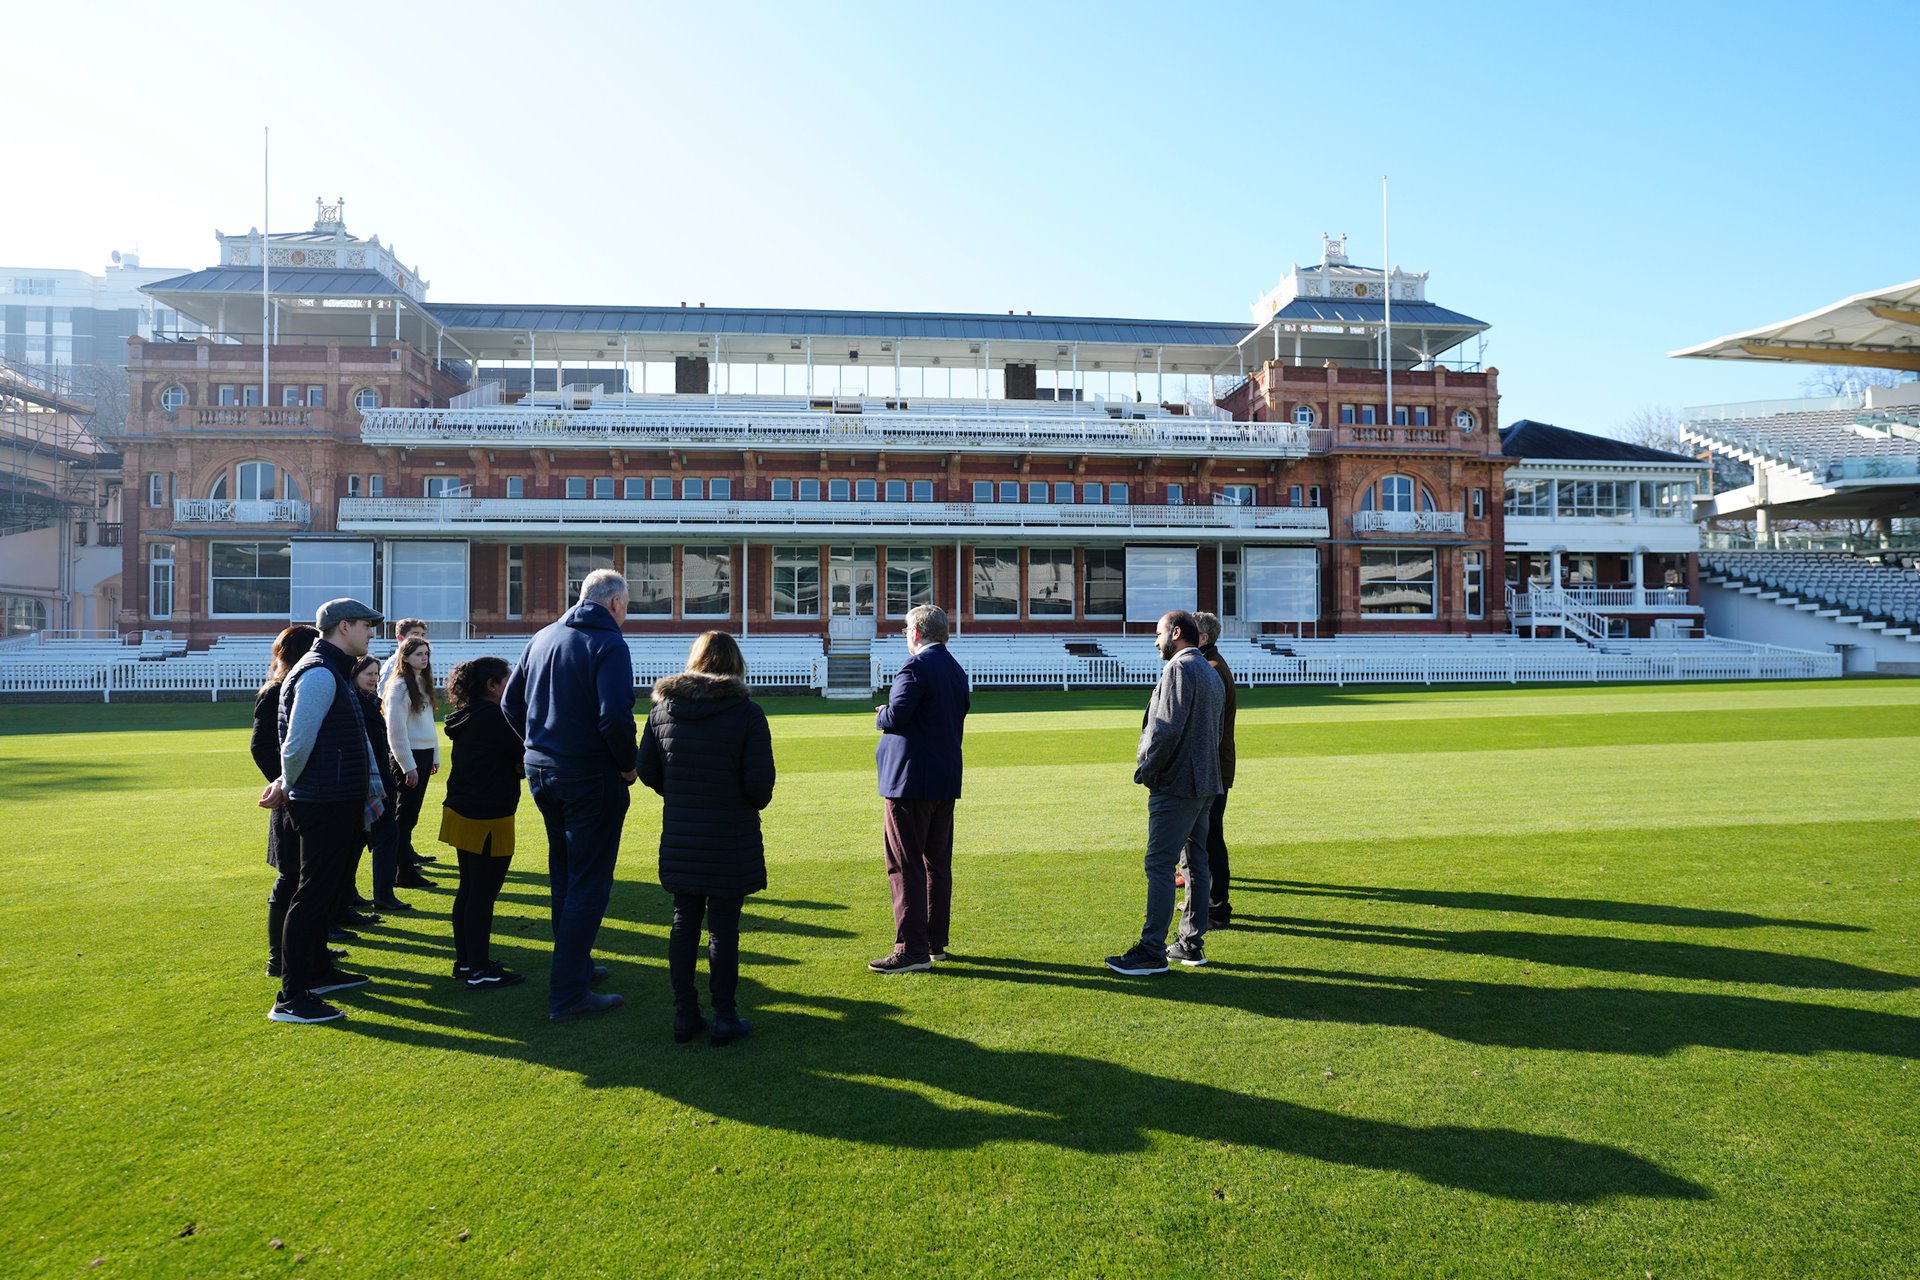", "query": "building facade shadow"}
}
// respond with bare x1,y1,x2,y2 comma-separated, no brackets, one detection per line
1238,878,1867,932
